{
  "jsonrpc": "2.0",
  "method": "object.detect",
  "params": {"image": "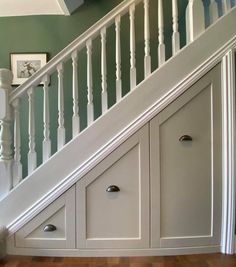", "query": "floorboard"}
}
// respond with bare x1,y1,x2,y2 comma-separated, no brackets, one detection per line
1,253,236,267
